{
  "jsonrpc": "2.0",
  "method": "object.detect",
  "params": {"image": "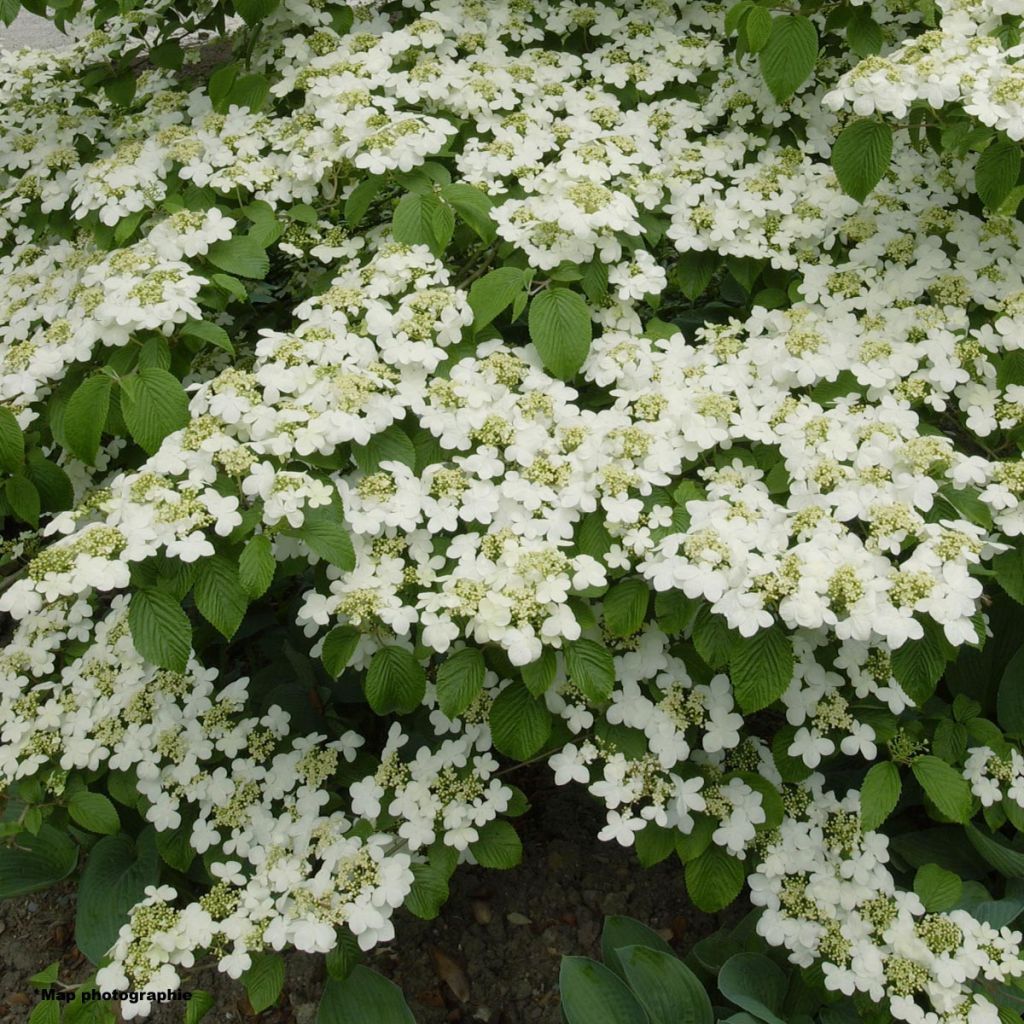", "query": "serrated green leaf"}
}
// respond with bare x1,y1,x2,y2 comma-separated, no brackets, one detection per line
728,625,793,713
912,755,973,823
440,182,496,243
128,589,192,672
322,625,360,679
860,760,901,831
0,407,24,472
241,953,285,1014
206,235,270,279
470,819,522,869
913,863,962,912
528,288,592,379
120,368,190,454
0,824,77,900
5,474,39,527
468,267,524,329
392,191,454,256
436,647,486,719
194,554,249,640
522,647,557,697
64,374,113,464
603,579,649,638
287,501,355,571
976,140,1022,210
686,844,744,912
182,318,234,355
759,15,818,102
832,118,893,203
365,646,426,715
489,681,552,759
564,638,616,703
239,534,275,599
